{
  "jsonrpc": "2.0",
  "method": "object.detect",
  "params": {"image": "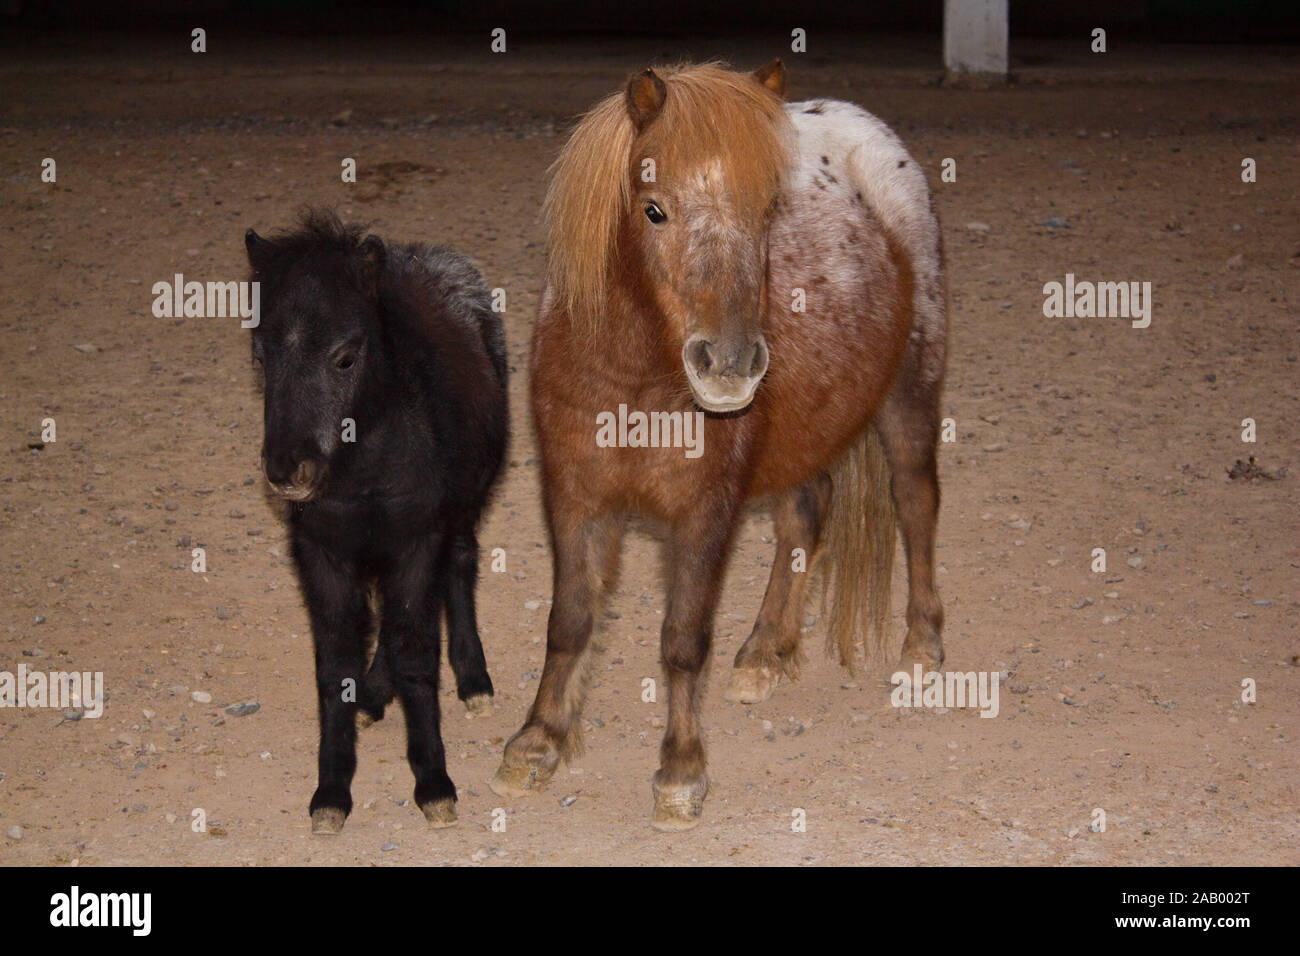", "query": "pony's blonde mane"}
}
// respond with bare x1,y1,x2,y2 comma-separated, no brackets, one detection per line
543,62,792,329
